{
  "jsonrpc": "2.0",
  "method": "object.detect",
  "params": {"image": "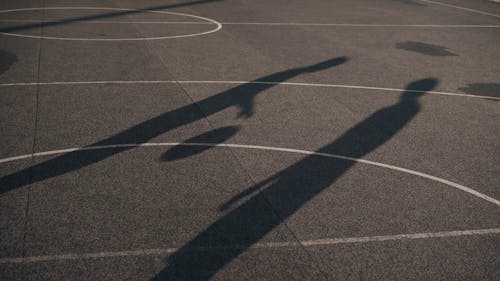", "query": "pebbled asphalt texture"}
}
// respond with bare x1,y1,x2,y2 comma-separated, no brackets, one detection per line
0,0,499,280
